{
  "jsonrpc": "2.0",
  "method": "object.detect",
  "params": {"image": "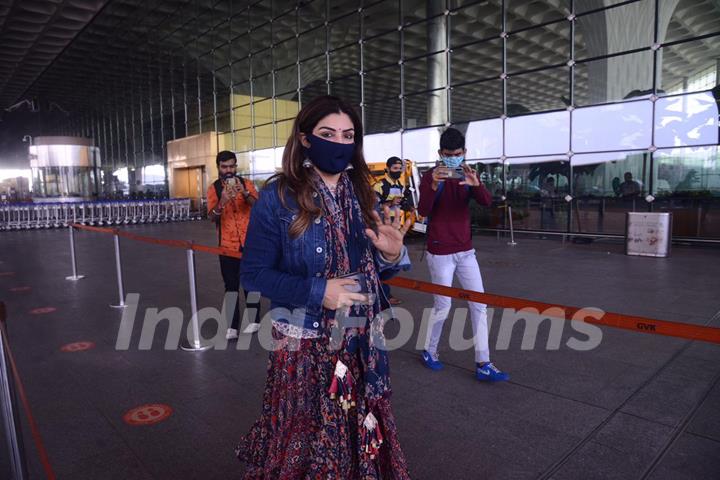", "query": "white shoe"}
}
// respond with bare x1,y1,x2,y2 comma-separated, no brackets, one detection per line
243,323,261,334
225,328,239,340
